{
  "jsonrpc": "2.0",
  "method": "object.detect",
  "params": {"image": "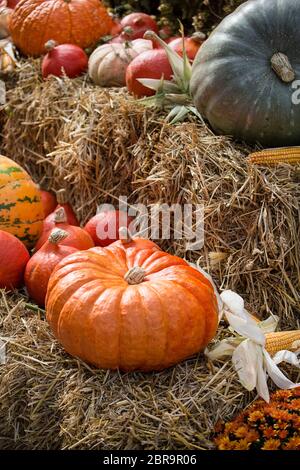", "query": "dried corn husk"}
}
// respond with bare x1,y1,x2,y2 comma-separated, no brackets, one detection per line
0,39,17,73
206,290,300,402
